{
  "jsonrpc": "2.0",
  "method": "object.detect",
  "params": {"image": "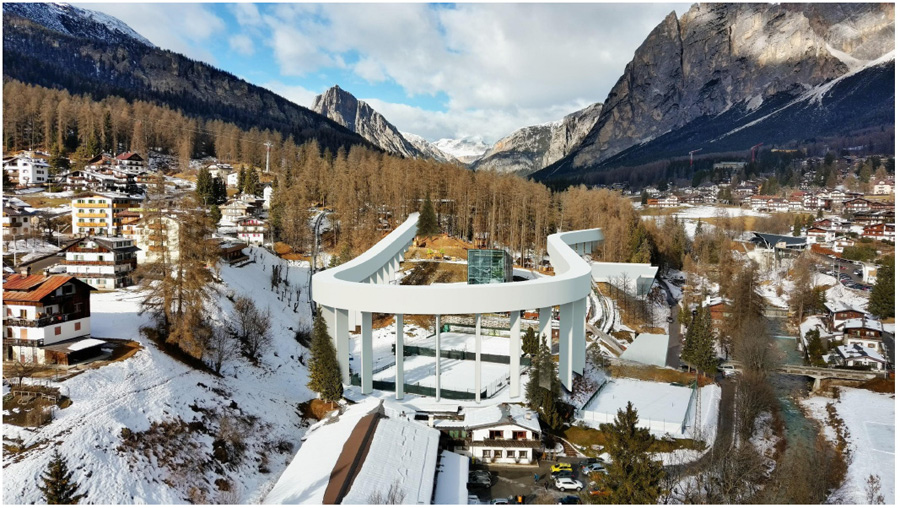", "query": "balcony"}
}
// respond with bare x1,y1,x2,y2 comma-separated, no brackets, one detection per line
4,312,85,328
75,222,109,228
66,246,106,253
65,260,115,266
76,212,108,219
